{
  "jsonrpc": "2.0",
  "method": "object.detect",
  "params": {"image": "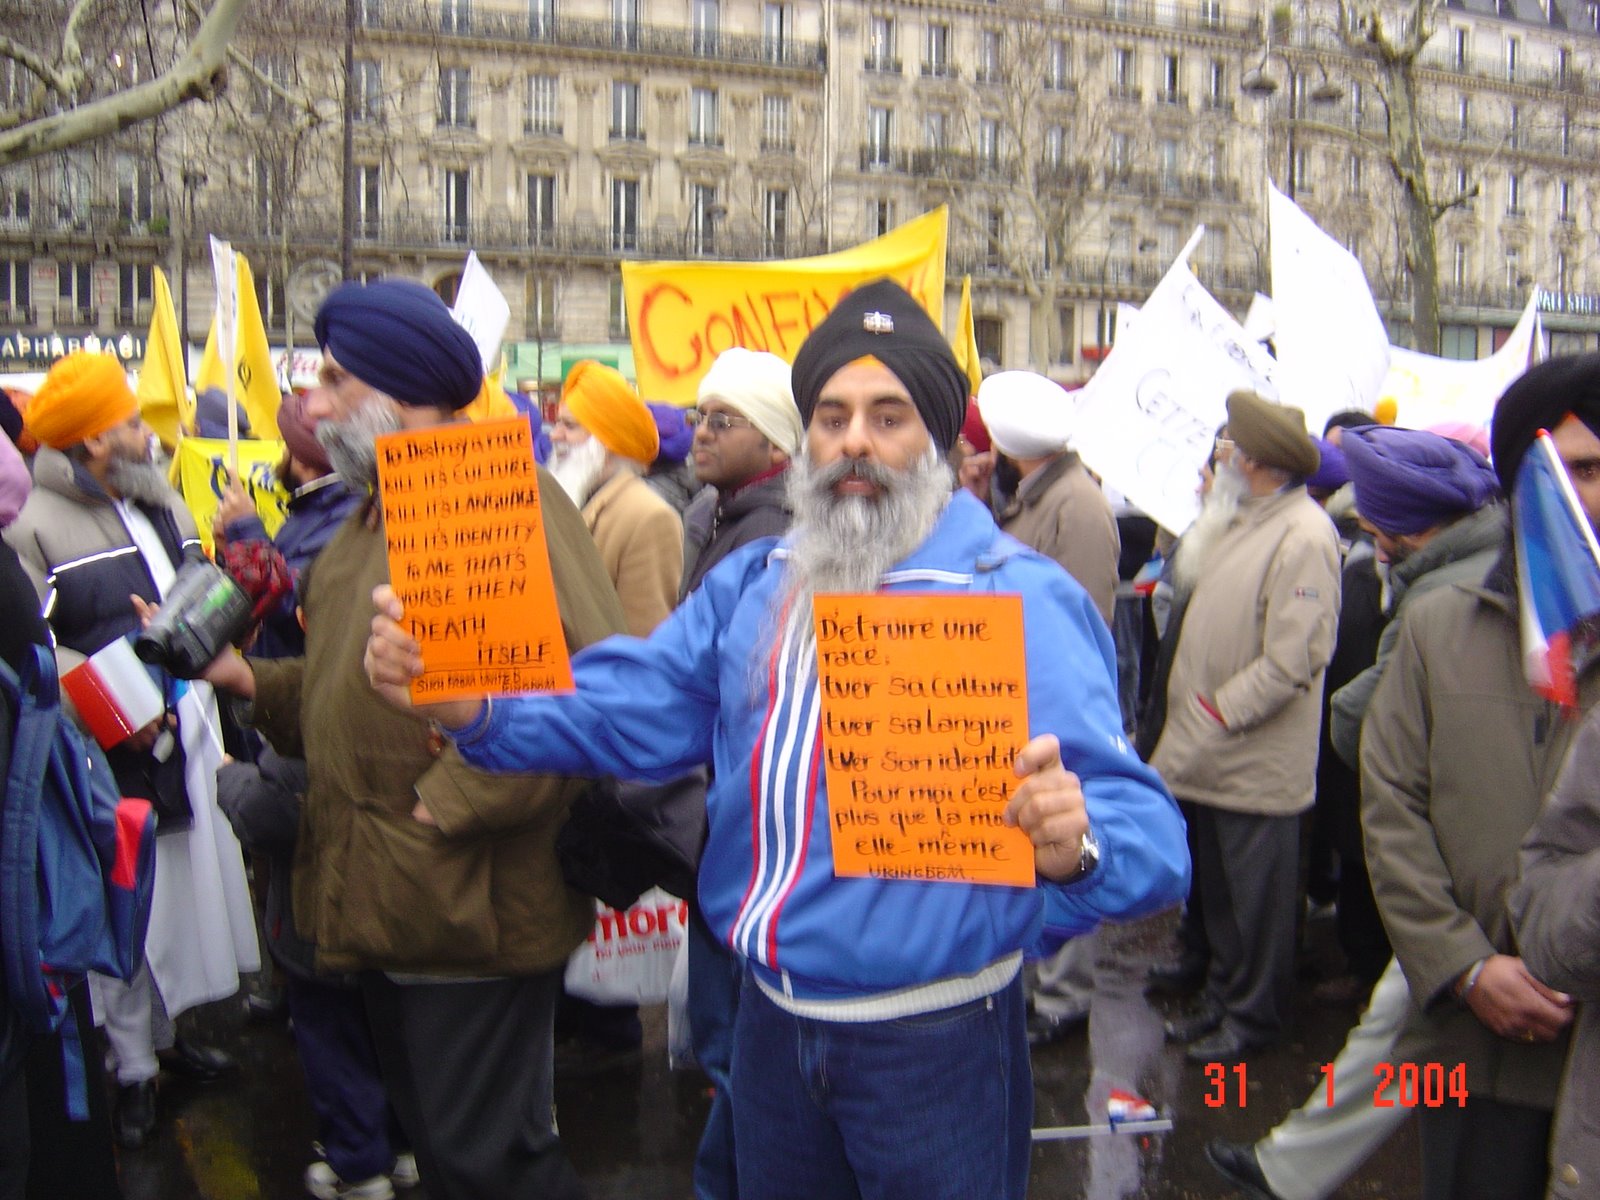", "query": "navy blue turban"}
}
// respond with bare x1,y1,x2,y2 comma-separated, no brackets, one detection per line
313,279,482,411
1343,425,1499,536
790,278,968,452
1490,353,1600,493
